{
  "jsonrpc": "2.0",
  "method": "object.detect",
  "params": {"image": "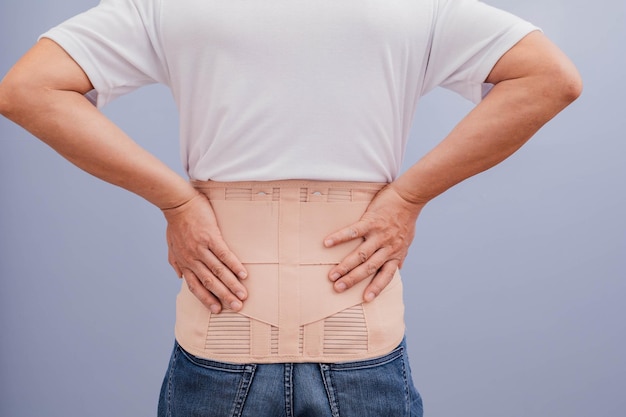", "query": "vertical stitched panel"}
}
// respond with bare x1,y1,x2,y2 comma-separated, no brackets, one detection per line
271,325,279,355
